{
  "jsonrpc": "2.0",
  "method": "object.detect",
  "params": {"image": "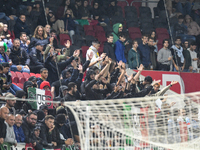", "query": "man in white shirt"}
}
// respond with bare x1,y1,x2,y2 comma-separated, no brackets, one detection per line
188,42,199,72
86,40,106,69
